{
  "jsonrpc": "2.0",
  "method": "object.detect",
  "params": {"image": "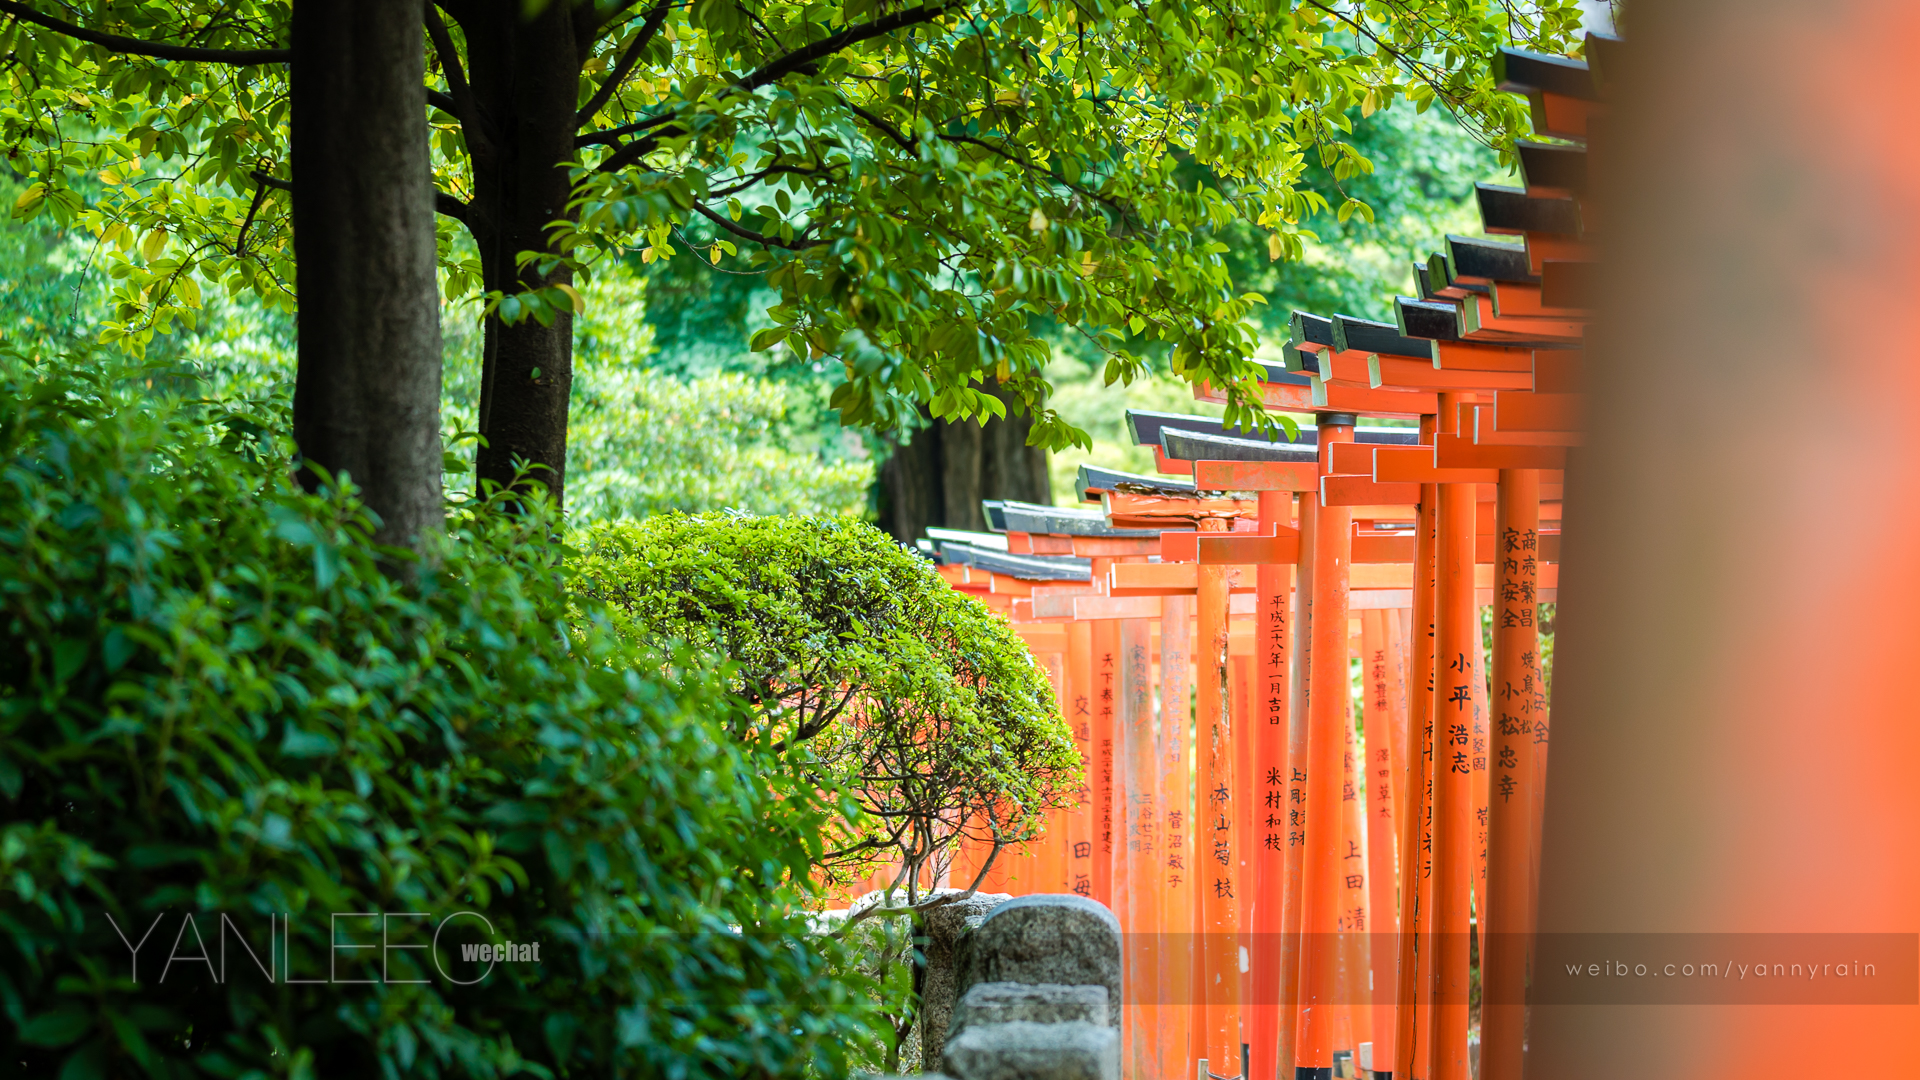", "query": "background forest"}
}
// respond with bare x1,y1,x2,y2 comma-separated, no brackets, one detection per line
0,101,1501,521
